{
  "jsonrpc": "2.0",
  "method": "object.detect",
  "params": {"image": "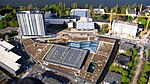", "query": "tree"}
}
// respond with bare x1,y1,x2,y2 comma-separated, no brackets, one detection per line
98,15,104,20
63,3,66,11
146,50,150,57
115,4,118,13
66,9,70,16
133,48,138,56
141,19,147,25
110,8,114,13
4,13,14,21
89,5,93,14
139,76,147,84
9,19,18,27
0,19,3,29
122,70,129,76
92,12,96,19
128,62,133,68
27,4,33,10
109,65,115,71
58,9,62,17
12,9,17,14
101,24,108,33
121,76,130,83
99,4,102,9
72,2,78,9
43,5,49,11
127,16,133,22
125,49,132,56
84,3,88,9
104,7,109,13
137,17,147,25
58,2,63,10
121,7,126,14
132,3,137,9
5,35,9,41
144,62,150,72
34,5,39,11
6,4,13,10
